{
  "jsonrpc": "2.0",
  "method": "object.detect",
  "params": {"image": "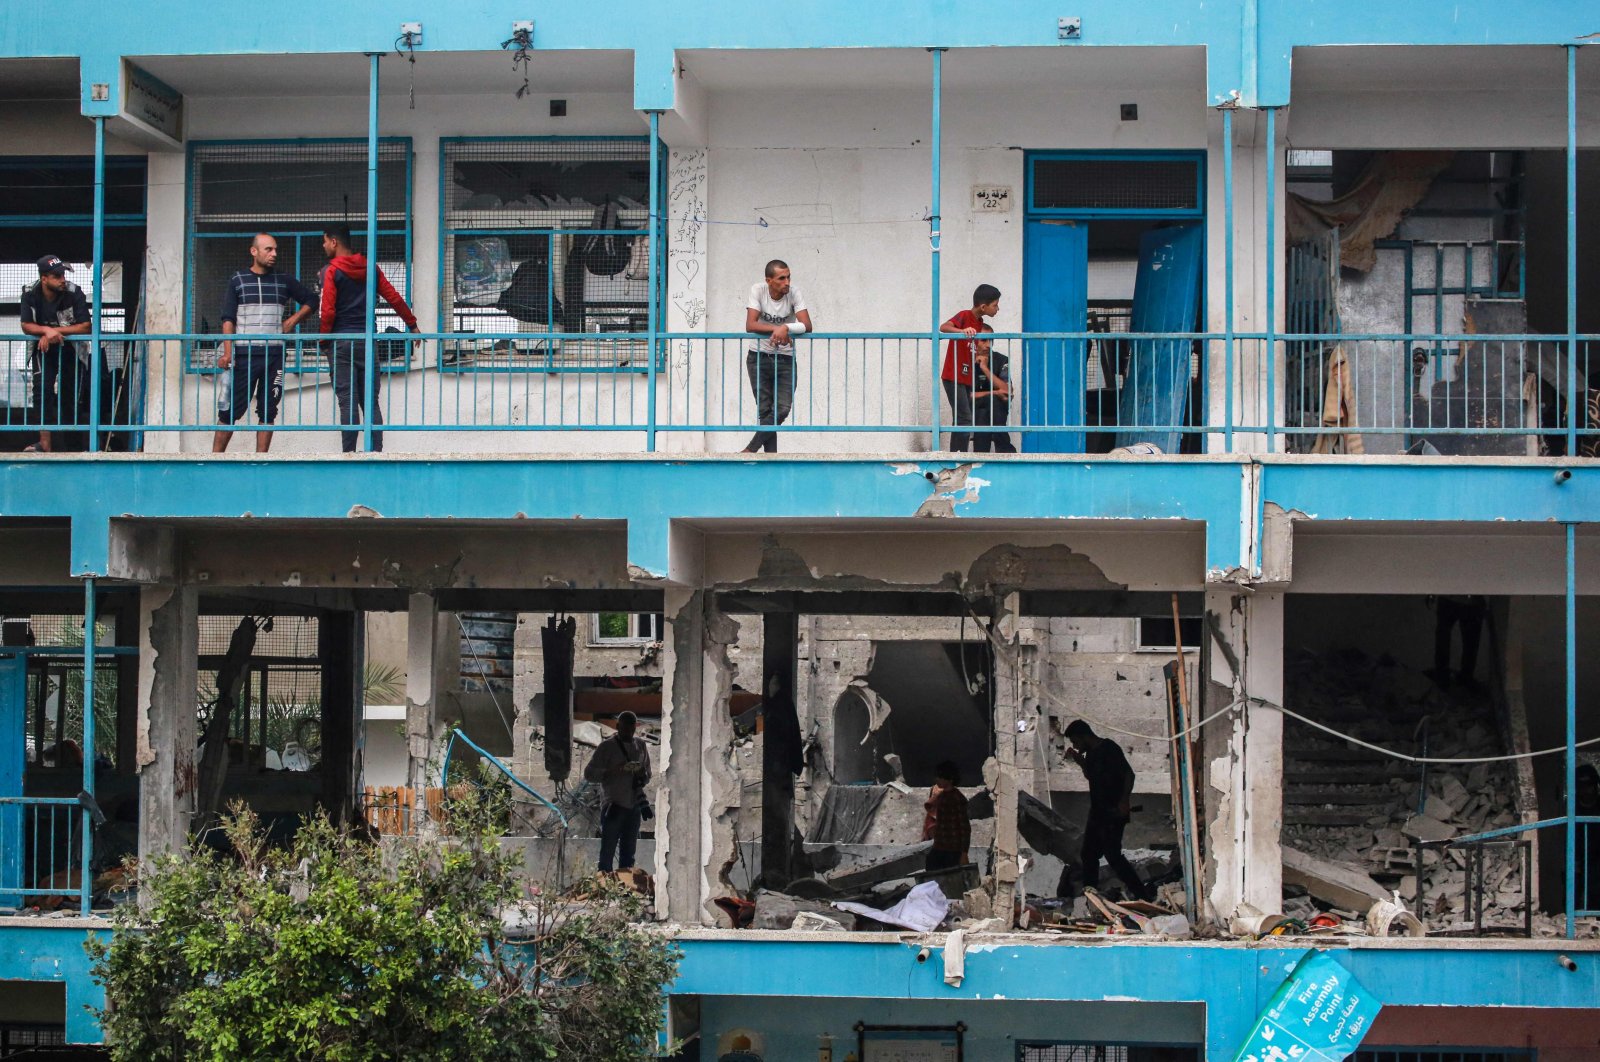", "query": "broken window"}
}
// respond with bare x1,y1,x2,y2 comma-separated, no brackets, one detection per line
1134,615,1202,652
439,138,656,370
